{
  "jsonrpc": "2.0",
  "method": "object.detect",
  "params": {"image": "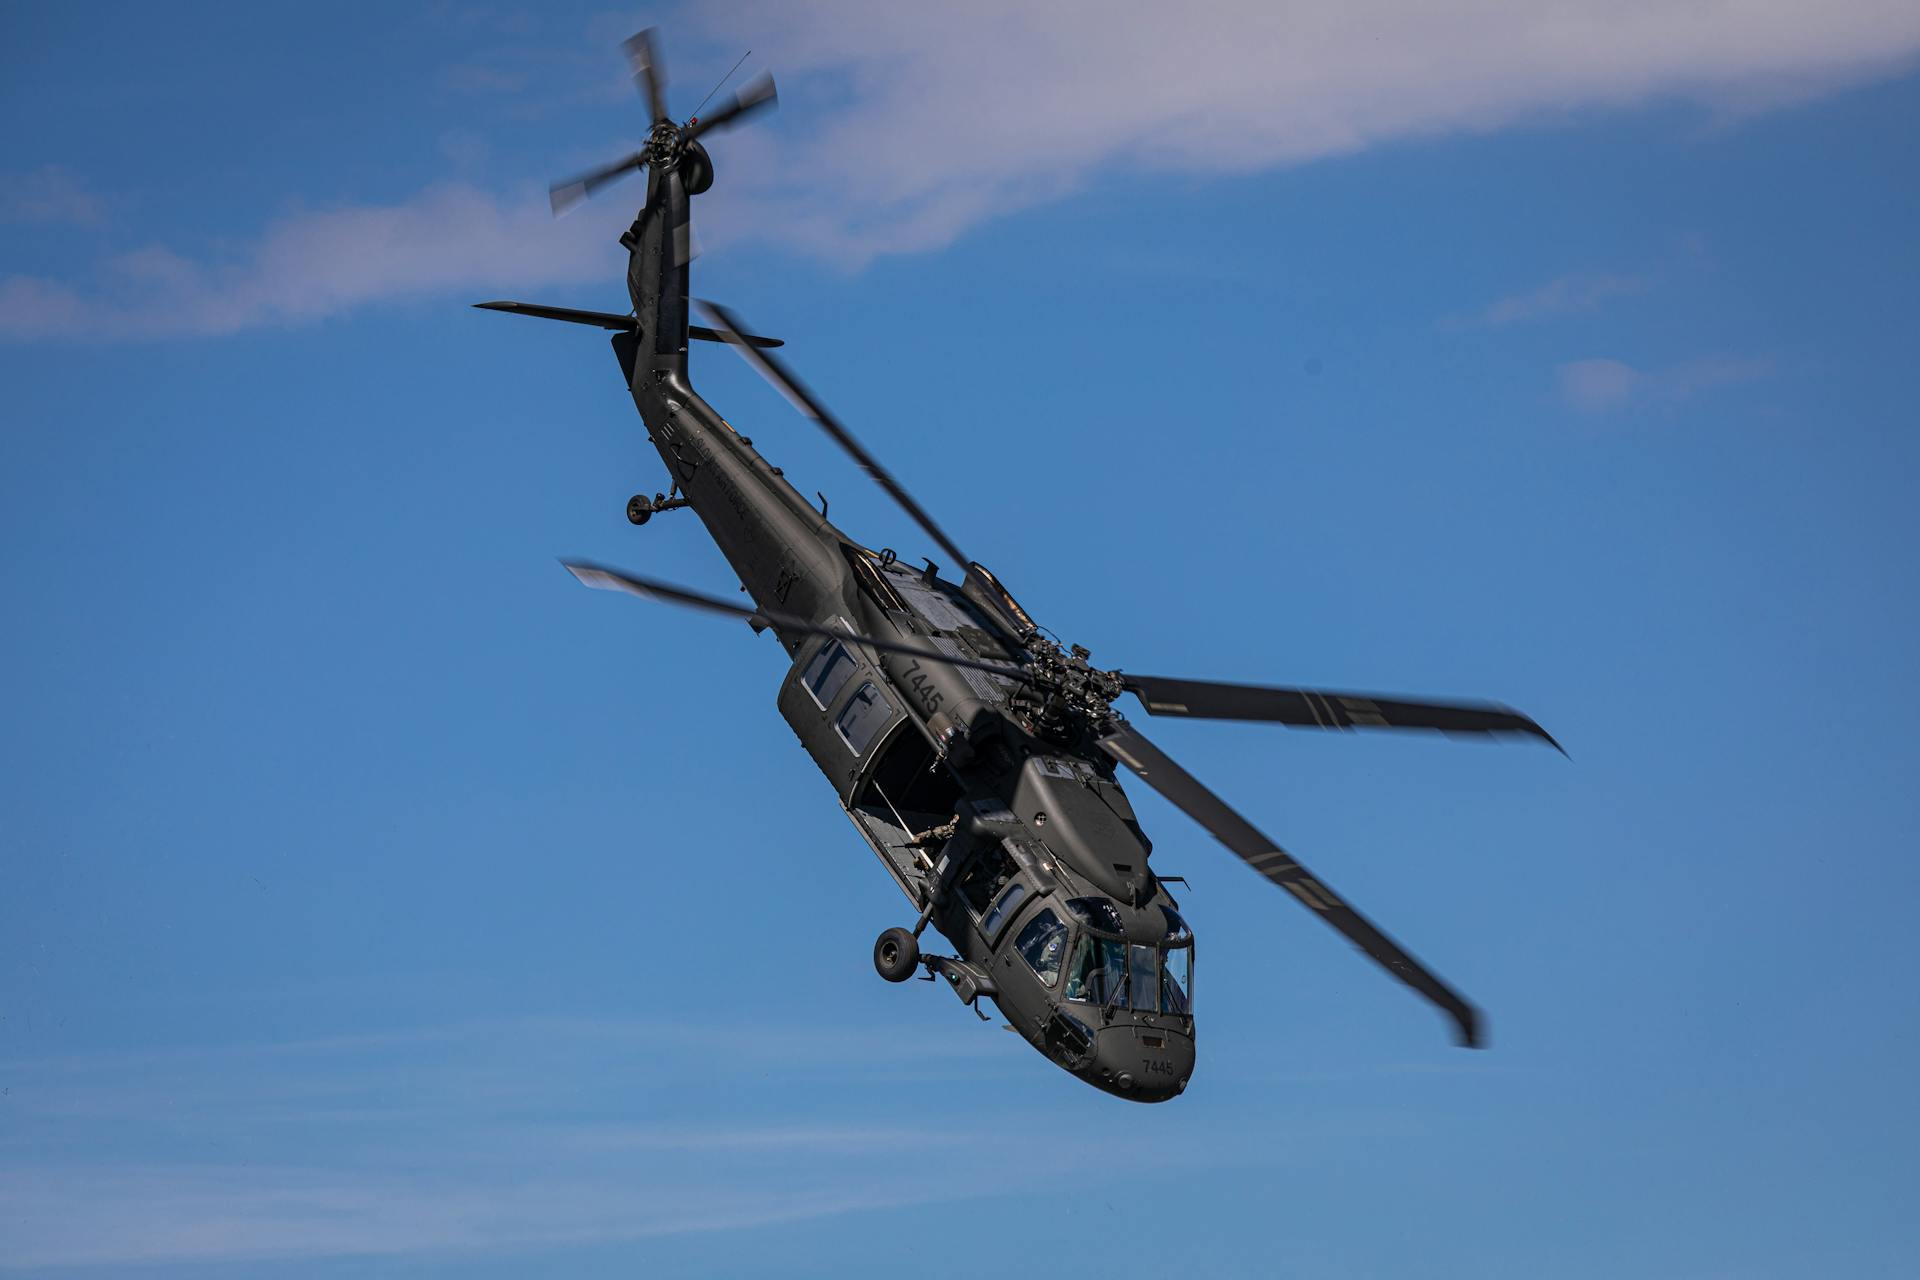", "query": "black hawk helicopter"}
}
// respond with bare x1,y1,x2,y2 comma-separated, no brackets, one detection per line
478,30,1561,1102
